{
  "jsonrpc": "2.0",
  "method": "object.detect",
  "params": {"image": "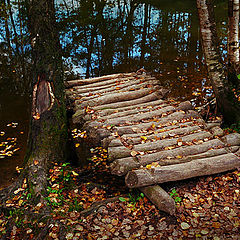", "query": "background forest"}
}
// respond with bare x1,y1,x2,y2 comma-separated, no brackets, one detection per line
0,1,239,239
